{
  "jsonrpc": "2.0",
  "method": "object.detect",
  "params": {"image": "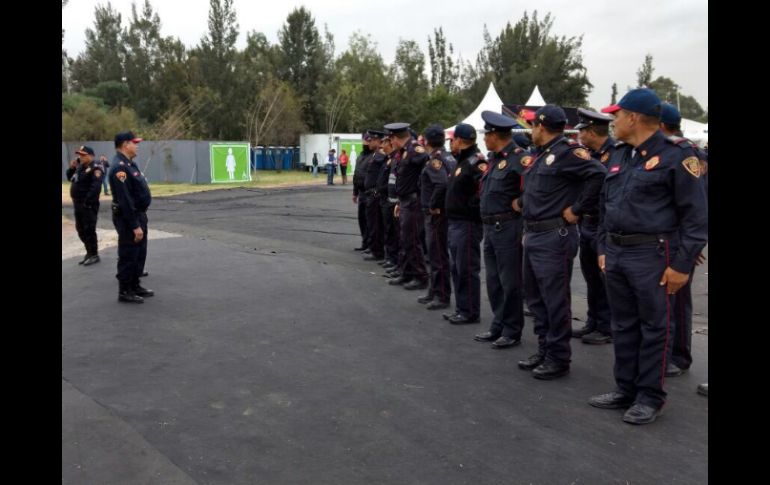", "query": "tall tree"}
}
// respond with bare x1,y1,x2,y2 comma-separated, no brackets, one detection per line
390,39,429,124
636,54,654,88
62,0,71,93
70,2,124,91
427,28,460,93
123,0,163,122
610,82,618,105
